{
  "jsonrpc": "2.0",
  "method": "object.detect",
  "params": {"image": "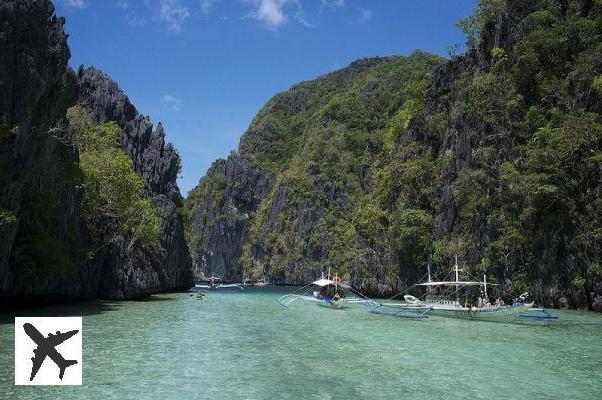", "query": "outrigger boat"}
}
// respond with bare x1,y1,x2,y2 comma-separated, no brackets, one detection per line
277,272,376,309
195,276,244,291
382,256,556,322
